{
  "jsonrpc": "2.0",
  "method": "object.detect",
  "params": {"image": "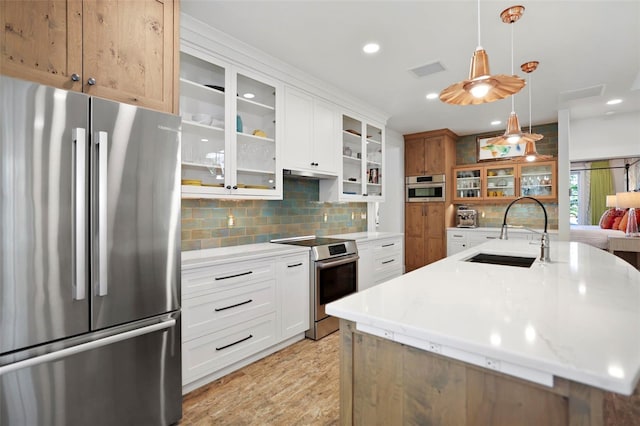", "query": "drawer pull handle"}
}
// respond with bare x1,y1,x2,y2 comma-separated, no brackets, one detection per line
214,299,253,312
381,243,395,248
216,334,253,351
215,271,253,280
287,262,303,268
485,236,497,240
453,234,463,238
382,259,395,265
